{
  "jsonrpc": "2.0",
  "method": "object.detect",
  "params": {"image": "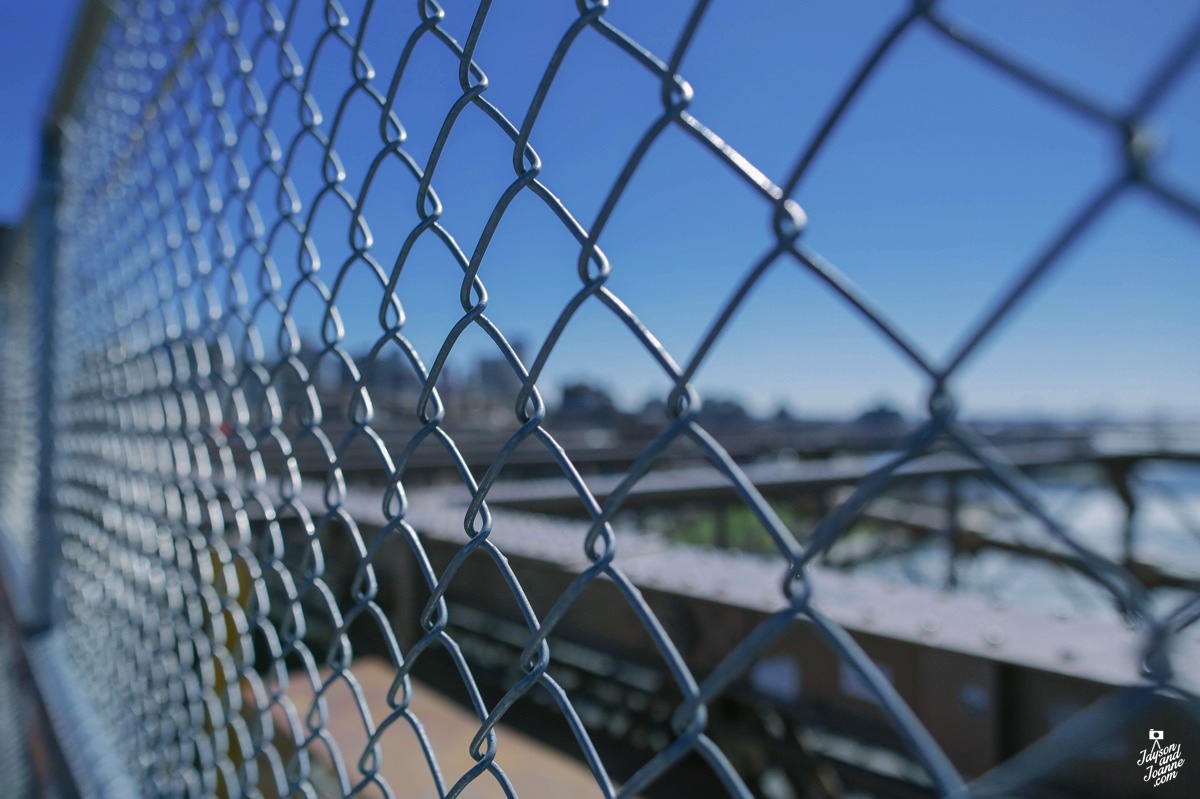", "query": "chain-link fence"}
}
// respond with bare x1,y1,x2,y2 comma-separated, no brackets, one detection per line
0,223,40,568
3,0,1200,797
